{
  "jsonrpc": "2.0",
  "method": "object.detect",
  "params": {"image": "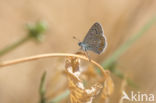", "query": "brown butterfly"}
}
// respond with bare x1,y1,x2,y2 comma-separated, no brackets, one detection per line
78,22,107,54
